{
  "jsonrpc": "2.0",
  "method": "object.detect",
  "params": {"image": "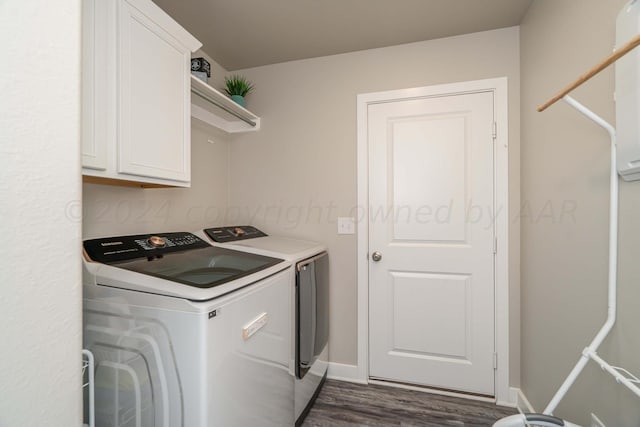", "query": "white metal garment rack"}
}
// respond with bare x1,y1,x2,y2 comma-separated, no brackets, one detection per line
494,33,640,427
537,34,640,413
82,349,95,427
